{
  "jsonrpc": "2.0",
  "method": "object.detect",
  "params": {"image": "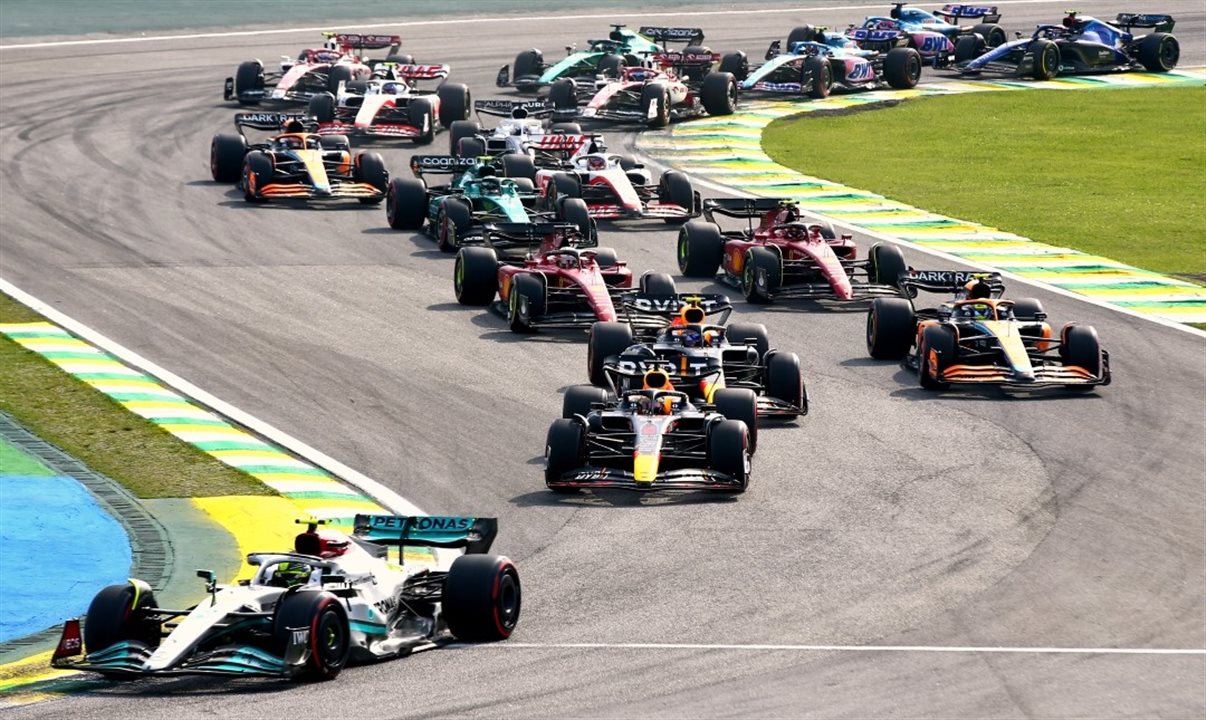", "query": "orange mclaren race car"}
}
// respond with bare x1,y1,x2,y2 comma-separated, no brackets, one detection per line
209,113,388,204
866,270,1111,390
